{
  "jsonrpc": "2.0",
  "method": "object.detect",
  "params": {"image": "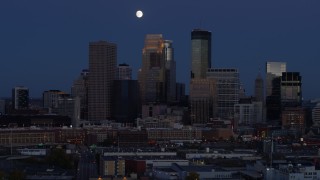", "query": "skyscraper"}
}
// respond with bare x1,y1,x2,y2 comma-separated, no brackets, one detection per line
112,80,140,124
56,96,81,127
234,98,263,128
189,78,217,124
71,69,89,120
88,41,117,121
266,61,286,121
266,62,286,96
12,86,29,110
207,68,240,119
191,29,211,79
254,73,264,102
164,40,176,103
281,72,302,107
116,63,132,80
43,90,67,109
138,34,167,103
